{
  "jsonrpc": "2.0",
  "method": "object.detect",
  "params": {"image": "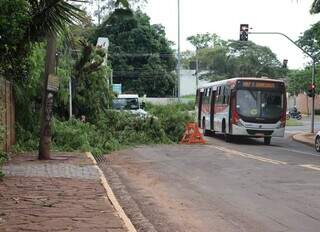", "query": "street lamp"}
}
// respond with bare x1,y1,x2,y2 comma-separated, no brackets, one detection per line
177,0,181,99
